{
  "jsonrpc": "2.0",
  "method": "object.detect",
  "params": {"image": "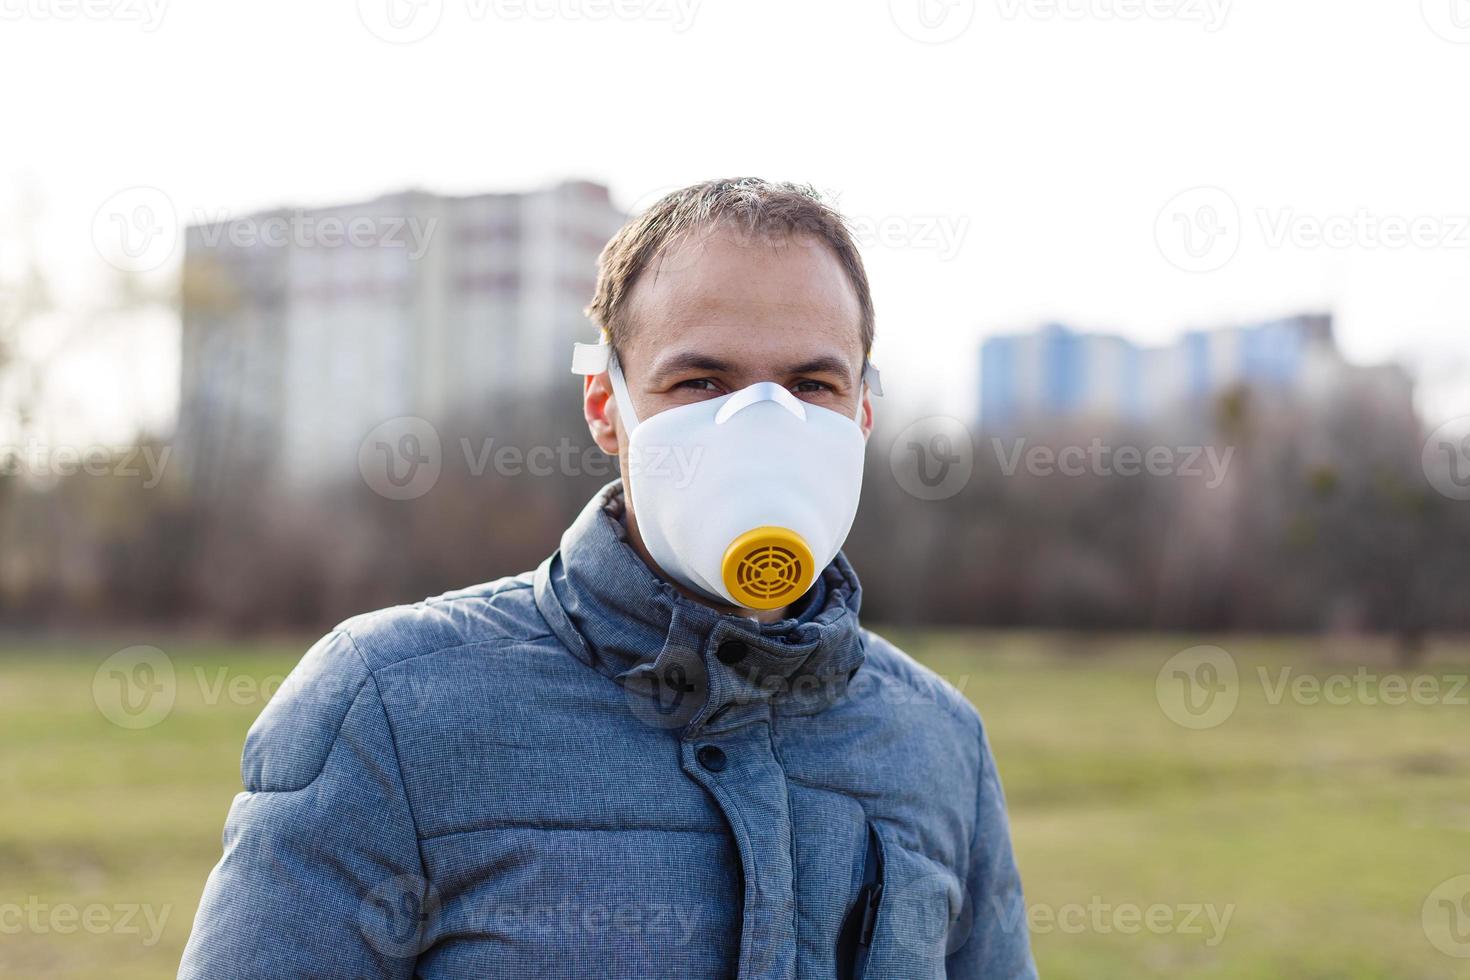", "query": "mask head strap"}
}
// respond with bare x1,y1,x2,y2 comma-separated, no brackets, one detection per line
571,339,883,426
570,340,641,428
